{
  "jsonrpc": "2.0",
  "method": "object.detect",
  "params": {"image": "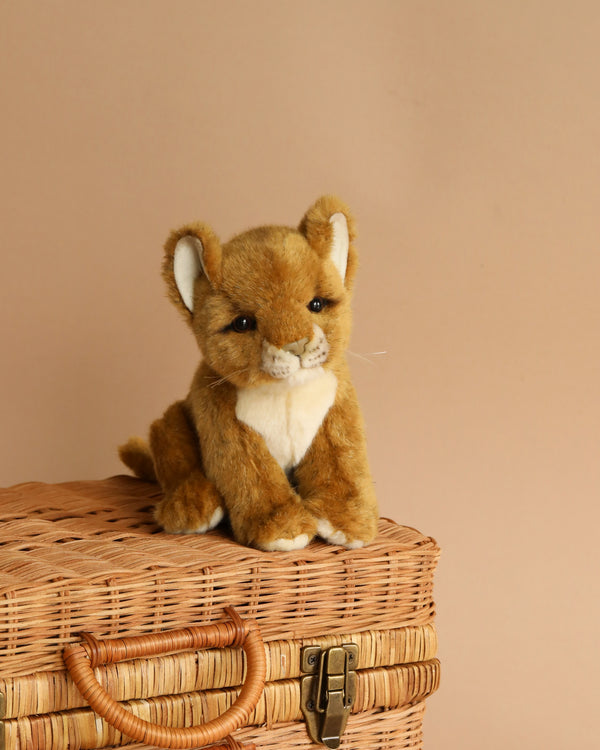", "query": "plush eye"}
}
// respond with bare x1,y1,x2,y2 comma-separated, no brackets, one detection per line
308,297,325,313
231,315,257,333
